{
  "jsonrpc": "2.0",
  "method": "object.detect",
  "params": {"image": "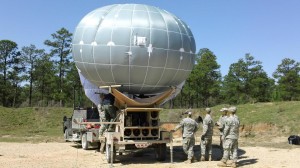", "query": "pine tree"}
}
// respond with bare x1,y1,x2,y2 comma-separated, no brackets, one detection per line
273,58,300,101
44,28,72,106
